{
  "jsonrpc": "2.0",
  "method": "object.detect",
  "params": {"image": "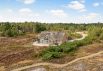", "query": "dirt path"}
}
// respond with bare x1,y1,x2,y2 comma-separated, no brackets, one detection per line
11,51,103,71
69,32,87,42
